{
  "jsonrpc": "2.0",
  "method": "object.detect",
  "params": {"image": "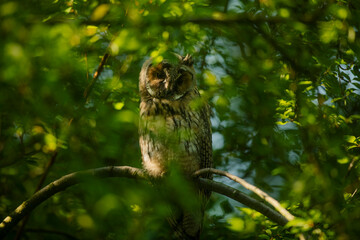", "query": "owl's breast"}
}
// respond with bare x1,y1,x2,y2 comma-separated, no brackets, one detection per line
139,98,203,176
